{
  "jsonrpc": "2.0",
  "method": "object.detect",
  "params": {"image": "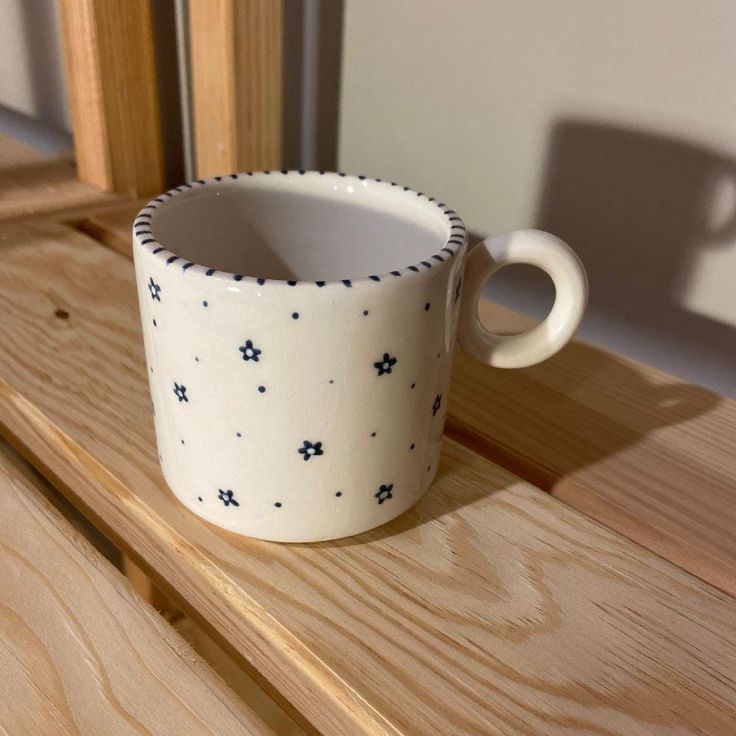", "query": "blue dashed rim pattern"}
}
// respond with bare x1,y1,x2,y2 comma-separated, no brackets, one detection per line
133,170,468,287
